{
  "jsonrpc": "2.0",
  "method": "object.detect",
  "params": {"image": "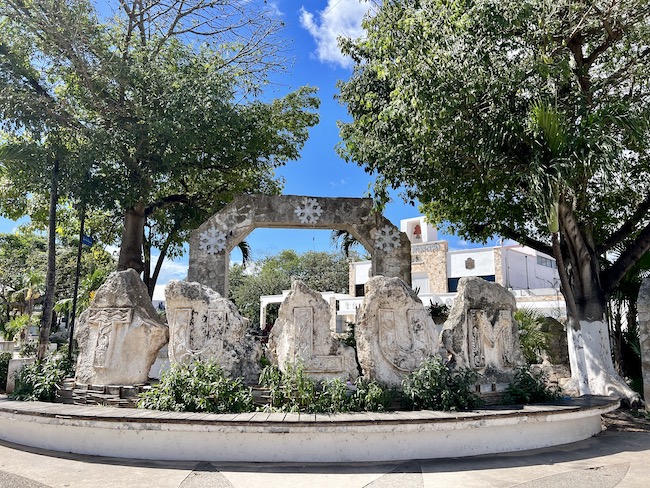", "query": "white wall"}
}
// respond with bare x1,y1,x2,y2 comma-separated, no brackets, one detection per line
400,217,438,243
447,248,495,278
412,273,430,294
503,248,559,290
353,261,372,285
